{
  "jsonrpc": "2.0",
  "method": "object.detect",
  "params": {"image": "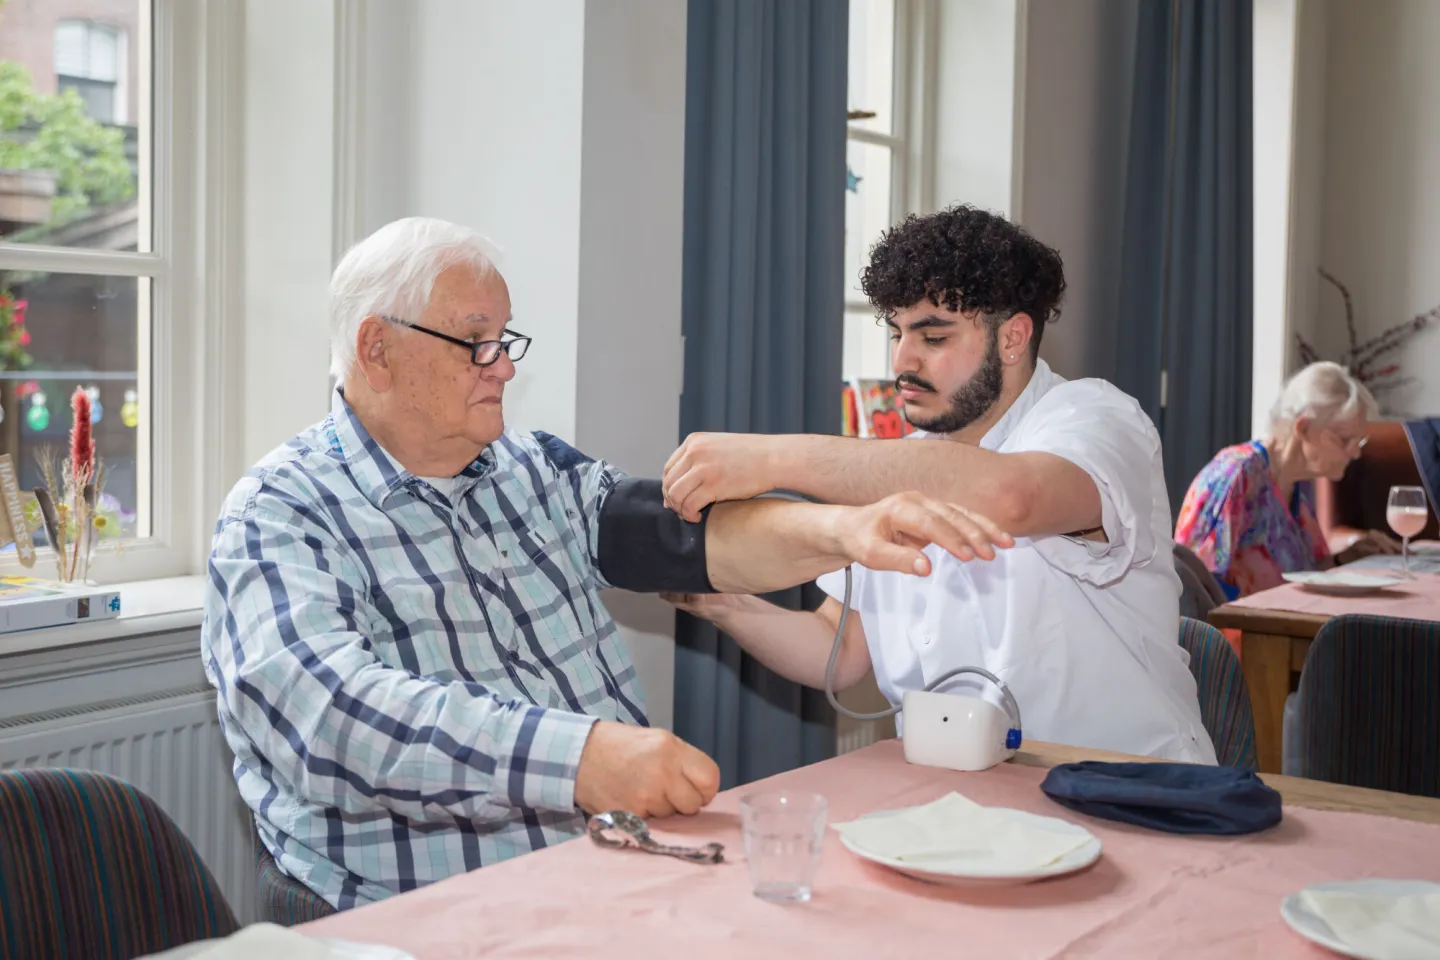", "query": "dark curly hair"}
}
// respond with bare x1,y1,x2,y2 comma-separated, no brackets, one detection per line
860,205,1067,359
